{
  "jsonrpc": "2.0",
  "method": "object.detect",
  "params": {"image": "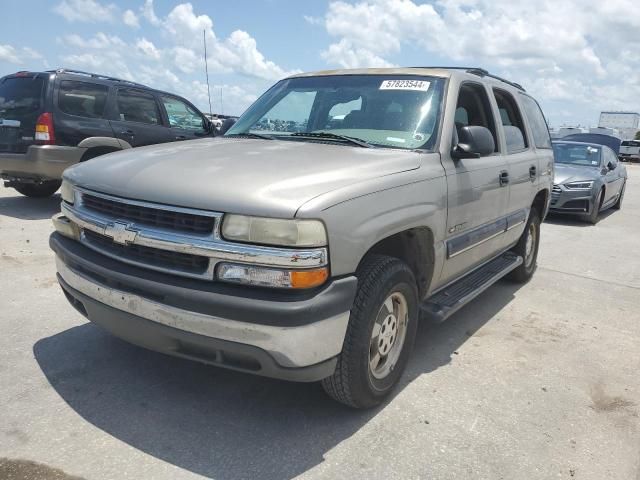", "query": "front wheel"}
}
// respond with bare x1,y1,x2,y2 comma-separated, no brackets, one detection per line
12,180,61,198
585,189,603,224
612,181,625,210
322,255,418,408
506,207,541,283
